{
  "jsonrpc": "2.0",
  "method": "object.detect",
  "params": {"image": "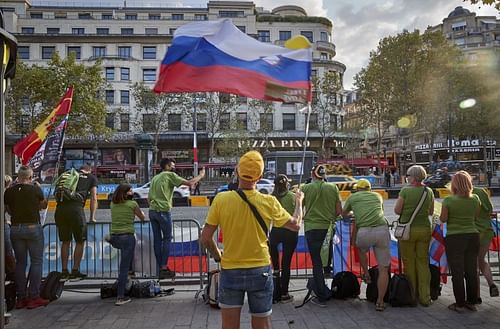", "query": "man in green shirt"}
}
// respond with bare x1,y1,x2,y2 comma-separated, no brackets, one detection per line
301,165,342,307
149,158,205,279
342,179,390,311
